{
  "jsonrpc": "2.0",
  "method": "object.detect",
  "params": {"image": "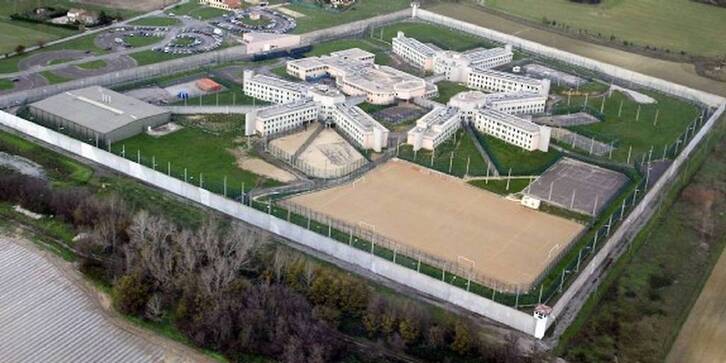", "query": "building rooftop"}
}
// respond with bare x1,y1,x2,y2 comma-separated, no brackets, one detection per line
330,48,375,61
462,47,512,65
394,34,438,58
470,68,544,86
478,108,541,133
30,86,168,134
249,73,310,94
257,97,316,119
335,103,386,131
485,91,547,104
